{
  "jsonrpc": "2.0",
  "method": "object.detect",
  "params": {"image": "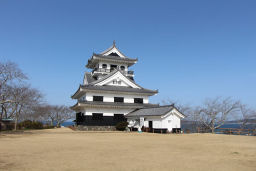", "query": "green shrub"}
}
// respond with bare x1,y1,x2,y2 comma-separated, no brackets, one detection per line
32,121,43,129
43,125,55,129
115,121,128,131
18,120,43,129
